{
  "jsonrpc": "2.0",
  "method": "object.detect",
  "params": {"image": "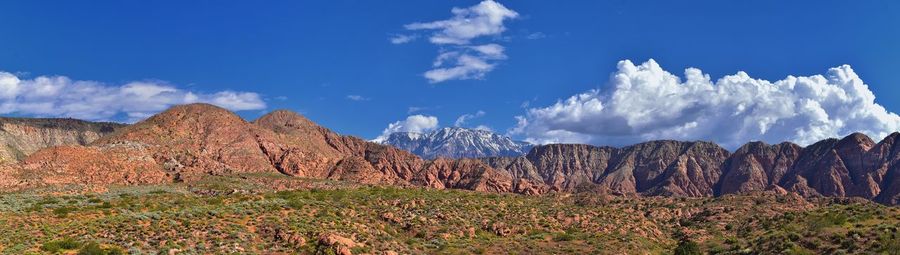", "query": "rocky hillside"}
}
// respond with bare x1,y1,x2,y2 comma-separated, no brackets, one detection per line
376,127,532,159
481,141,730,197
0,104,534,194
0,117,124,164
481,132,900,205
0,103,899,205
